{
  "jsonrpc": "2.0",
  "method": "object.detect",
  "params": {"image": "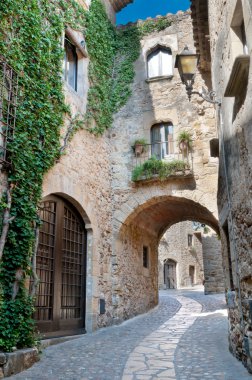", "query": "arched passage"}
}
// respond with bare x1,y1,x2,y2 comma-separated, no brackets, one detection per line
120,195,219,238
112,195,222,323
